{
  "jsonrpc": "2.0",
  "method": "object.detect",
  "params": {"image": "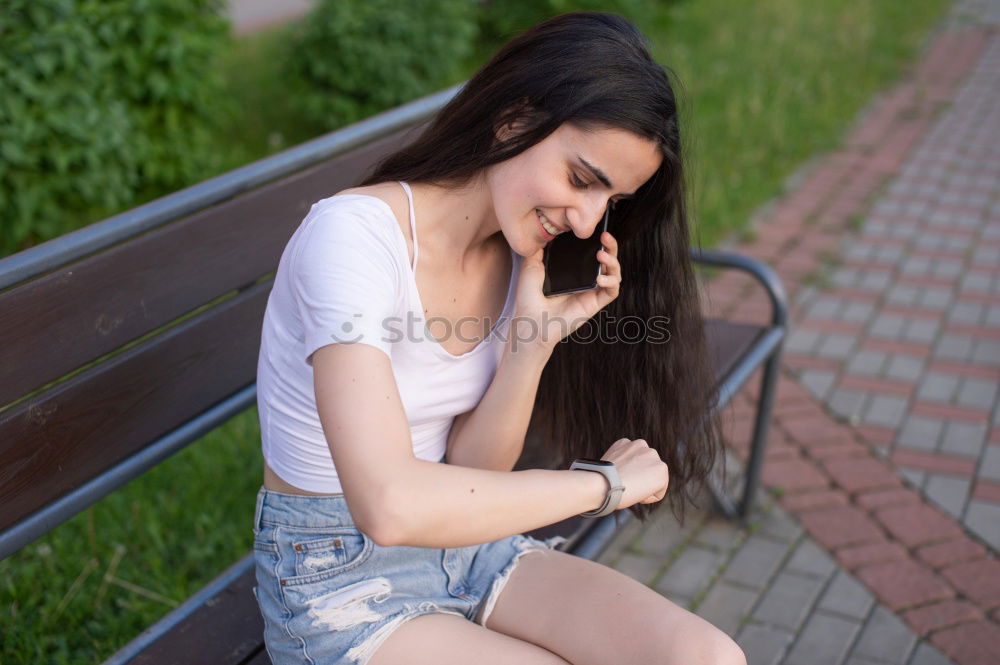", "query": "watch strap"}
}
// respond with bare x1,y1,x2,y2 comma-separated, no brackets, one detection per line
569,459,625,518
